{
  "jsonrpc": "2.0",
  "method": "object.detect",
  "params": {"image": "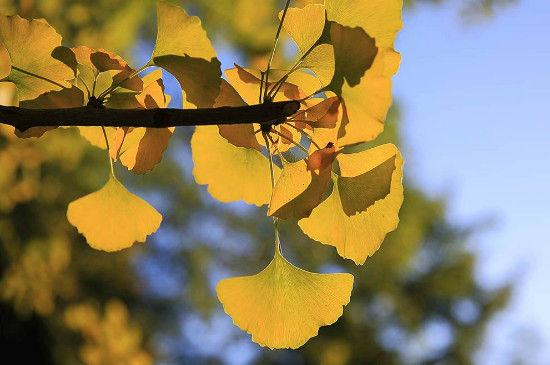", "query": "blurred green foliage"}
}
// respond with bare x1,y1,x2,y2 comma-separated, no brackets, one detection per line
0,0,516,364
